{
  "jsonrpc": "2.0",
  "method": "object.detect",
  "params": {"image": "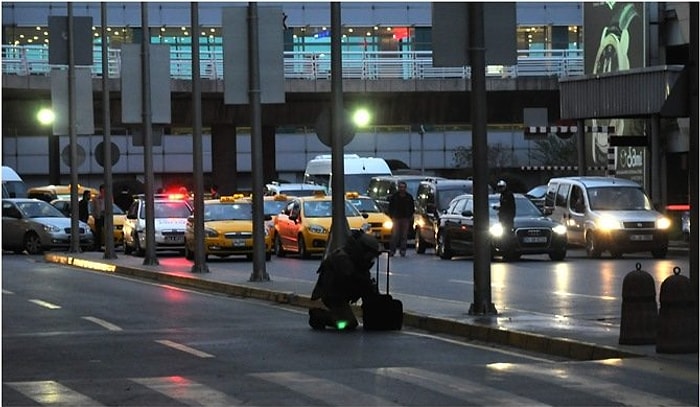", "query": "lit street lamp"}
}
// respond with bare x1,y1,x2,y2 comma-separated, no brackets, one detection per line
37,107,60,185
